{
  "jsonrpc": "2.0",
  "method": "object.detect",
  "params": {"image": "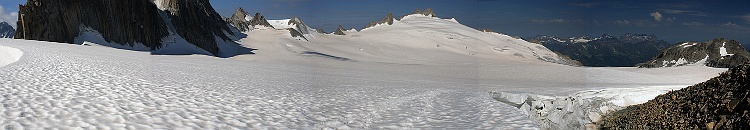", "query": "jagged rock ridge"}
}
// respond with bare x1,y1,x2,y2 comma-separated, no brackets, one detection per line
225,8,273,32
15,0,242,56
226,7,251,32
600,64,750,129
286,17,319,40
249,13,273,29
363,13,395,30
637,38,750,68
413,8,437,17
0,22,14,38
529,33,671,67
333,25,346,35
